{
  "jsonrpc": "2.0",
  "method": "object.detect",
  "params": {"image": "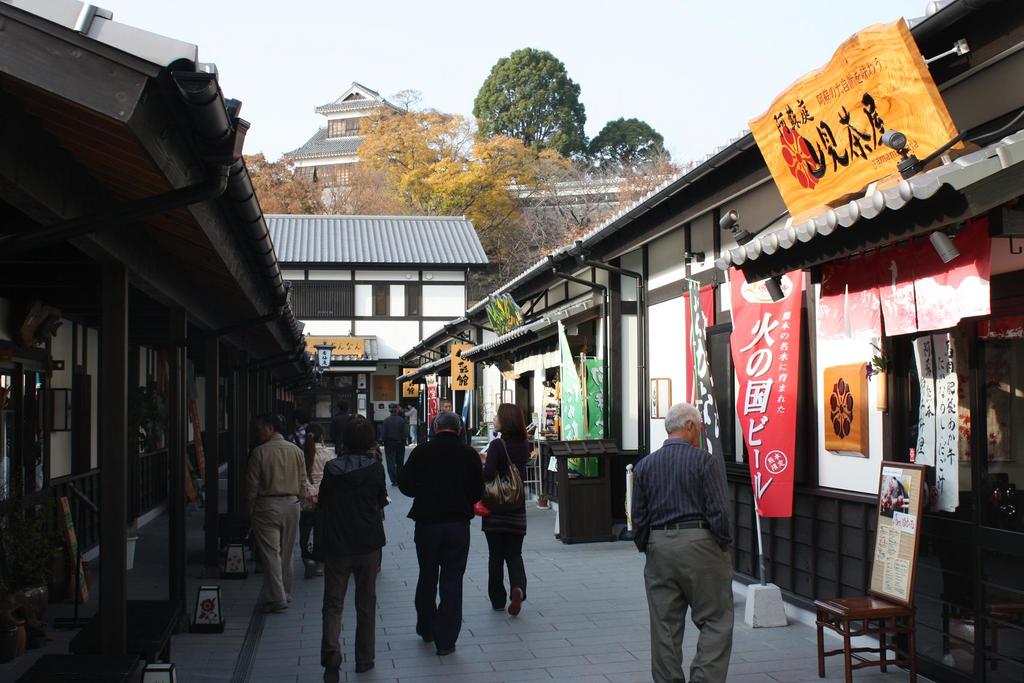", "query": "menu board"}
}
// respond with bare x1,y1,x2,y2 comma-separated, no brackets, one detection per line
869,462,926,605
